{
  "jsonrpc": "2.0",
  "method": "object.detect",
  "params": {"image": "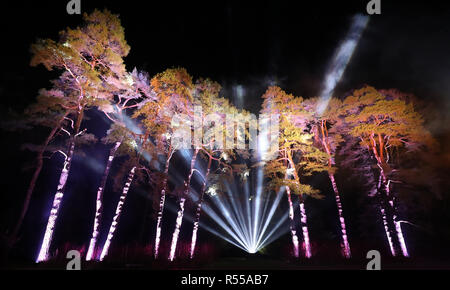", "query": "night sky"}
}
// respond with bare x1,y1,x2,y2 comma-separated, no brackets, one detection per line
1,0,450,265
